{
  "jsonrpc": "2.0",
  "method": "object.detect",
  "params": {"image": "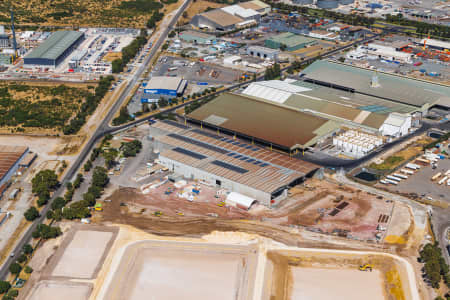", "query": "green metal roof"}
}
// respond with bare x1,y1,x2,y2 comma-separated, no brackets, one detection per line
266,32,316,48
25,31,84,60
302,60,450,109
